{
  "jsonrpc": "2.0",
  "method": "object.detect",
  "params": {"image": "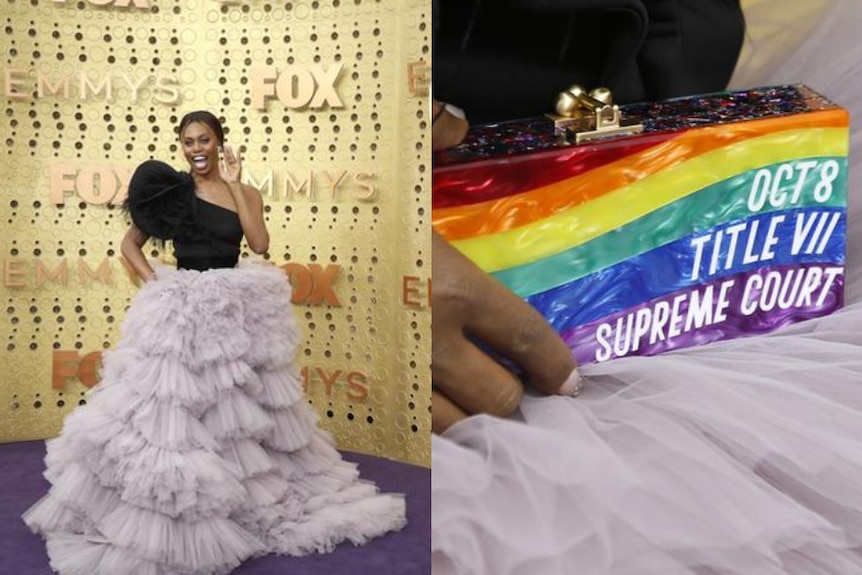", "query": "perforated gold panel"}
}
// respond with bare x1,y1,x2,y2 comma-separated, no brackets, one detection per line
0,0,431,467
